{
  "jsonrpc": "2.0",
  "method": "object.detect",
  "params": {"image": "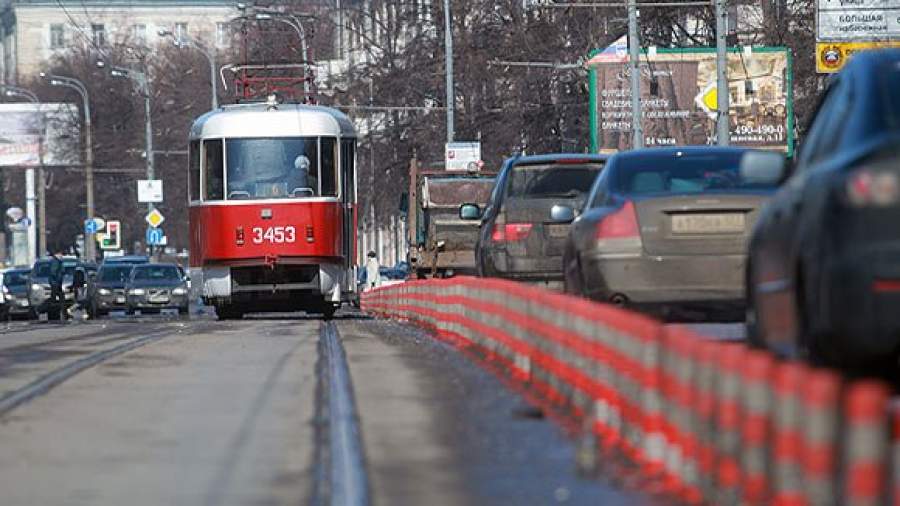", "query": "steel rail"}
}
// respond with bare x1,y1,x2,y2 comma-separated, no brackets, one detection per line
317,322,370,506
